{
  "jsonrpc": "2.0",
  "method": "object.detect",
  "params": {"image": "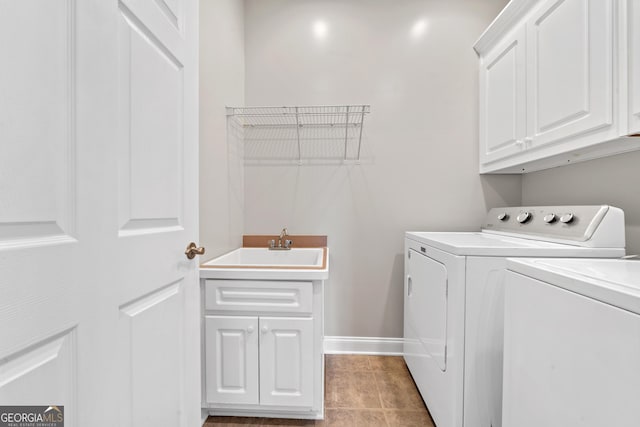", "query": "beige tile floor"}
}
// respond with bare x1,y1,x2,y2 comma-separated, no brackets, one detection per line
204,355,436,427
